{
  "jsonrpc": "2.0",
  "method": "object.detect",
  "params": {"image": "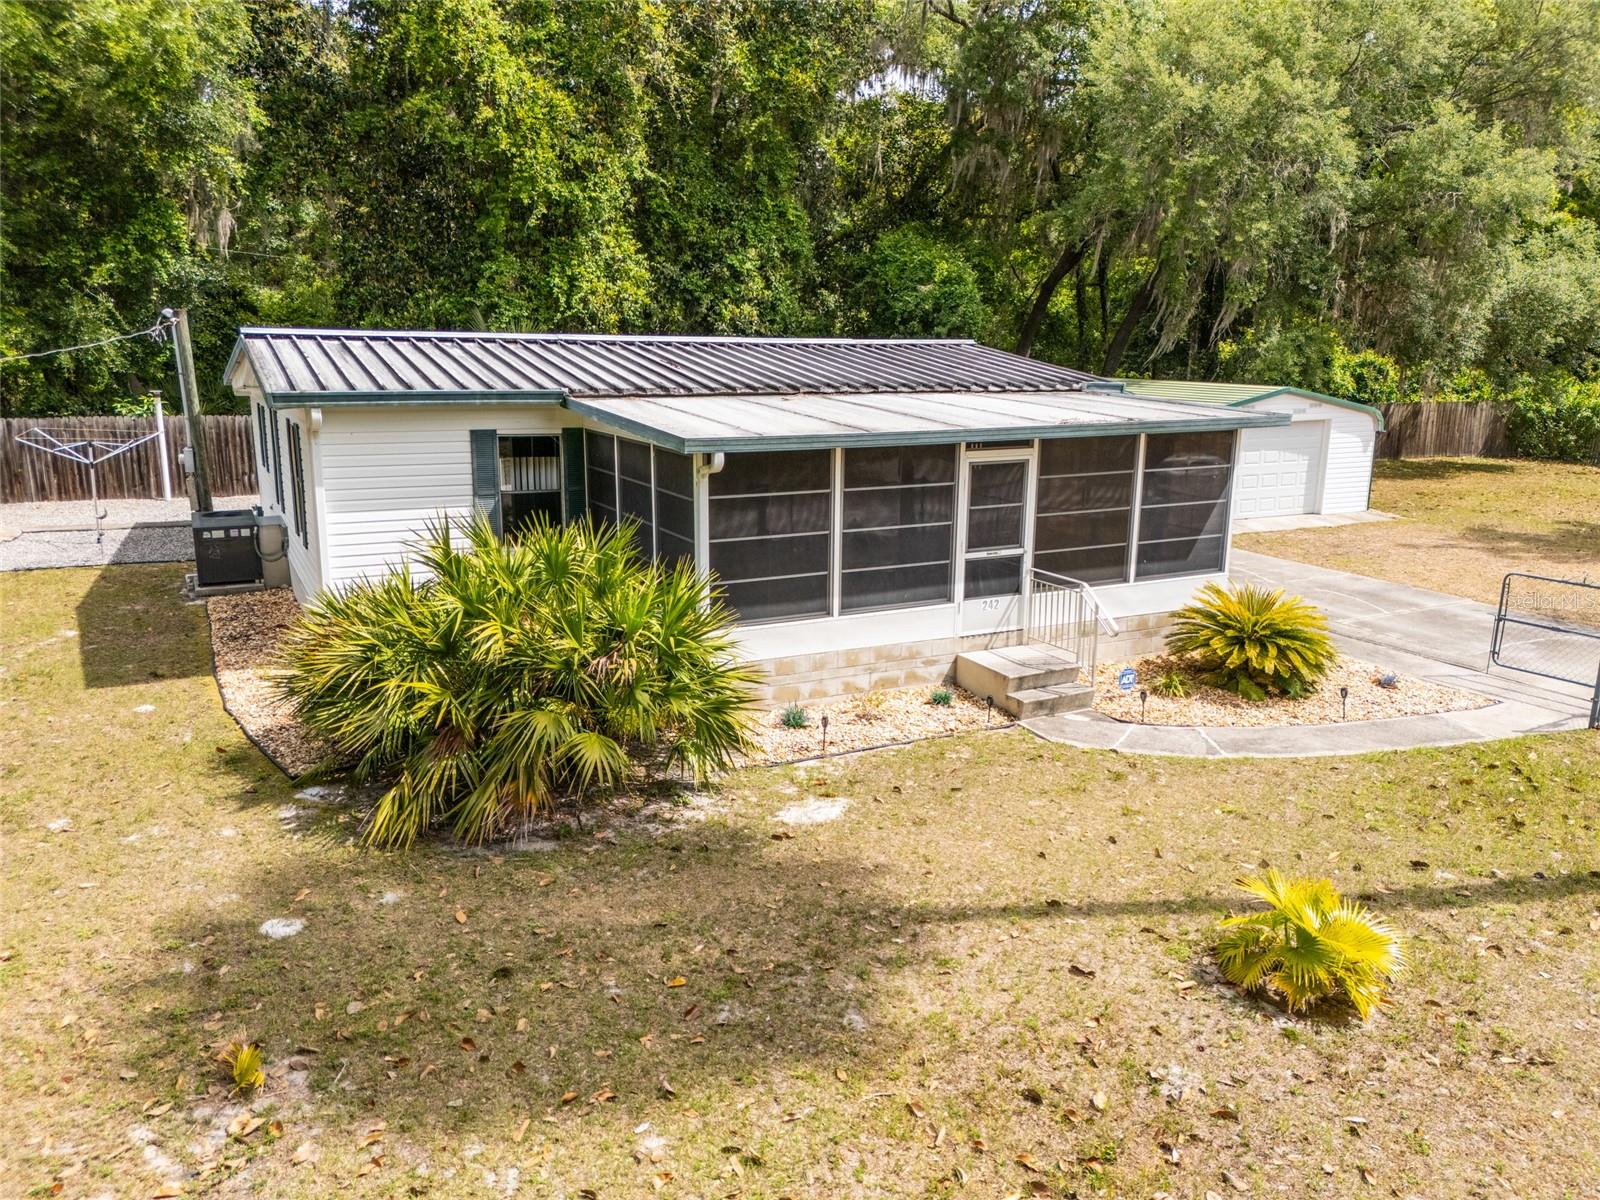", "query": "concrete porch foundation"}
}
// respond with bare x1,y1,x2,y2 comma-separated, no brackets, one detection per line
744,610,1181,707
